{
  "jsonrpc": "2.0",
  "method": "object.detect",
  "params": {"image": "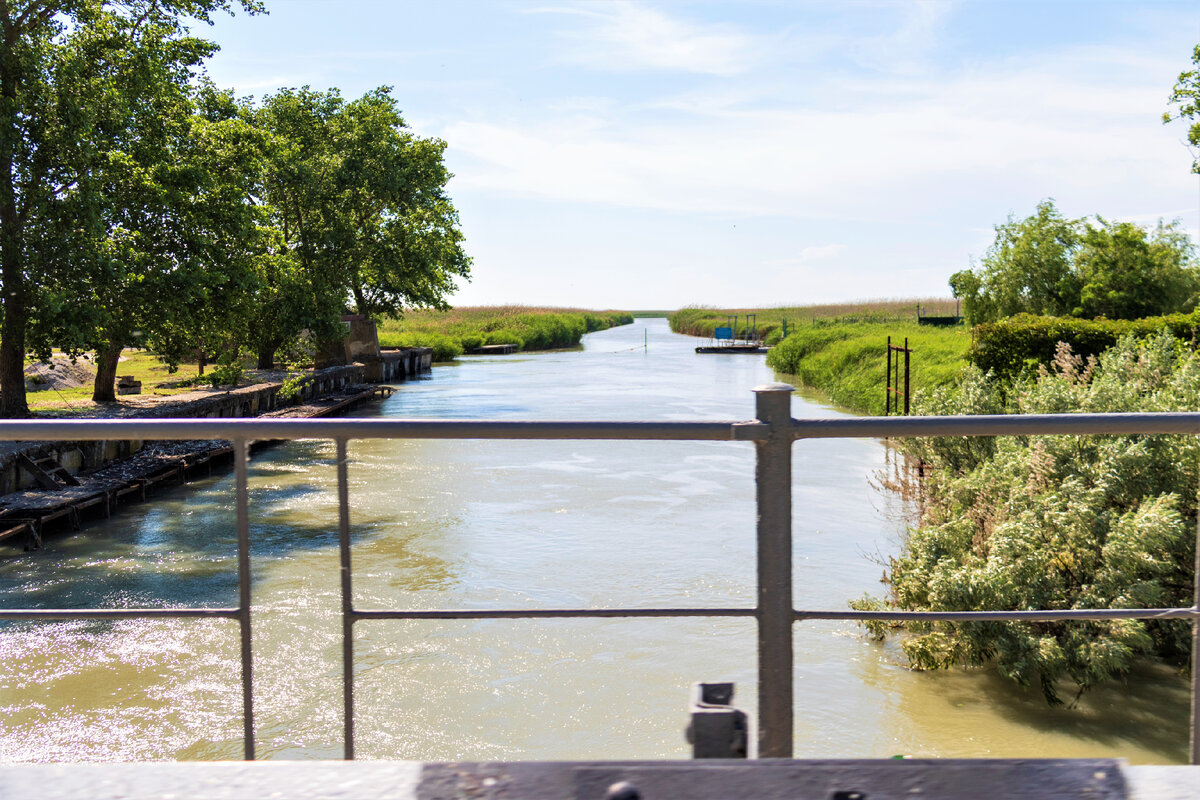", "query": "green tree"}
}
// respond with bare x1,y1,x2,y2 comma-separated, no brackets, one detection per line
250,86,471,368
41,79,269,401
0,0,261,416
950,200,1083,325
1164,43,1200,172
1075,219,1199,320
949,201,1197,324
